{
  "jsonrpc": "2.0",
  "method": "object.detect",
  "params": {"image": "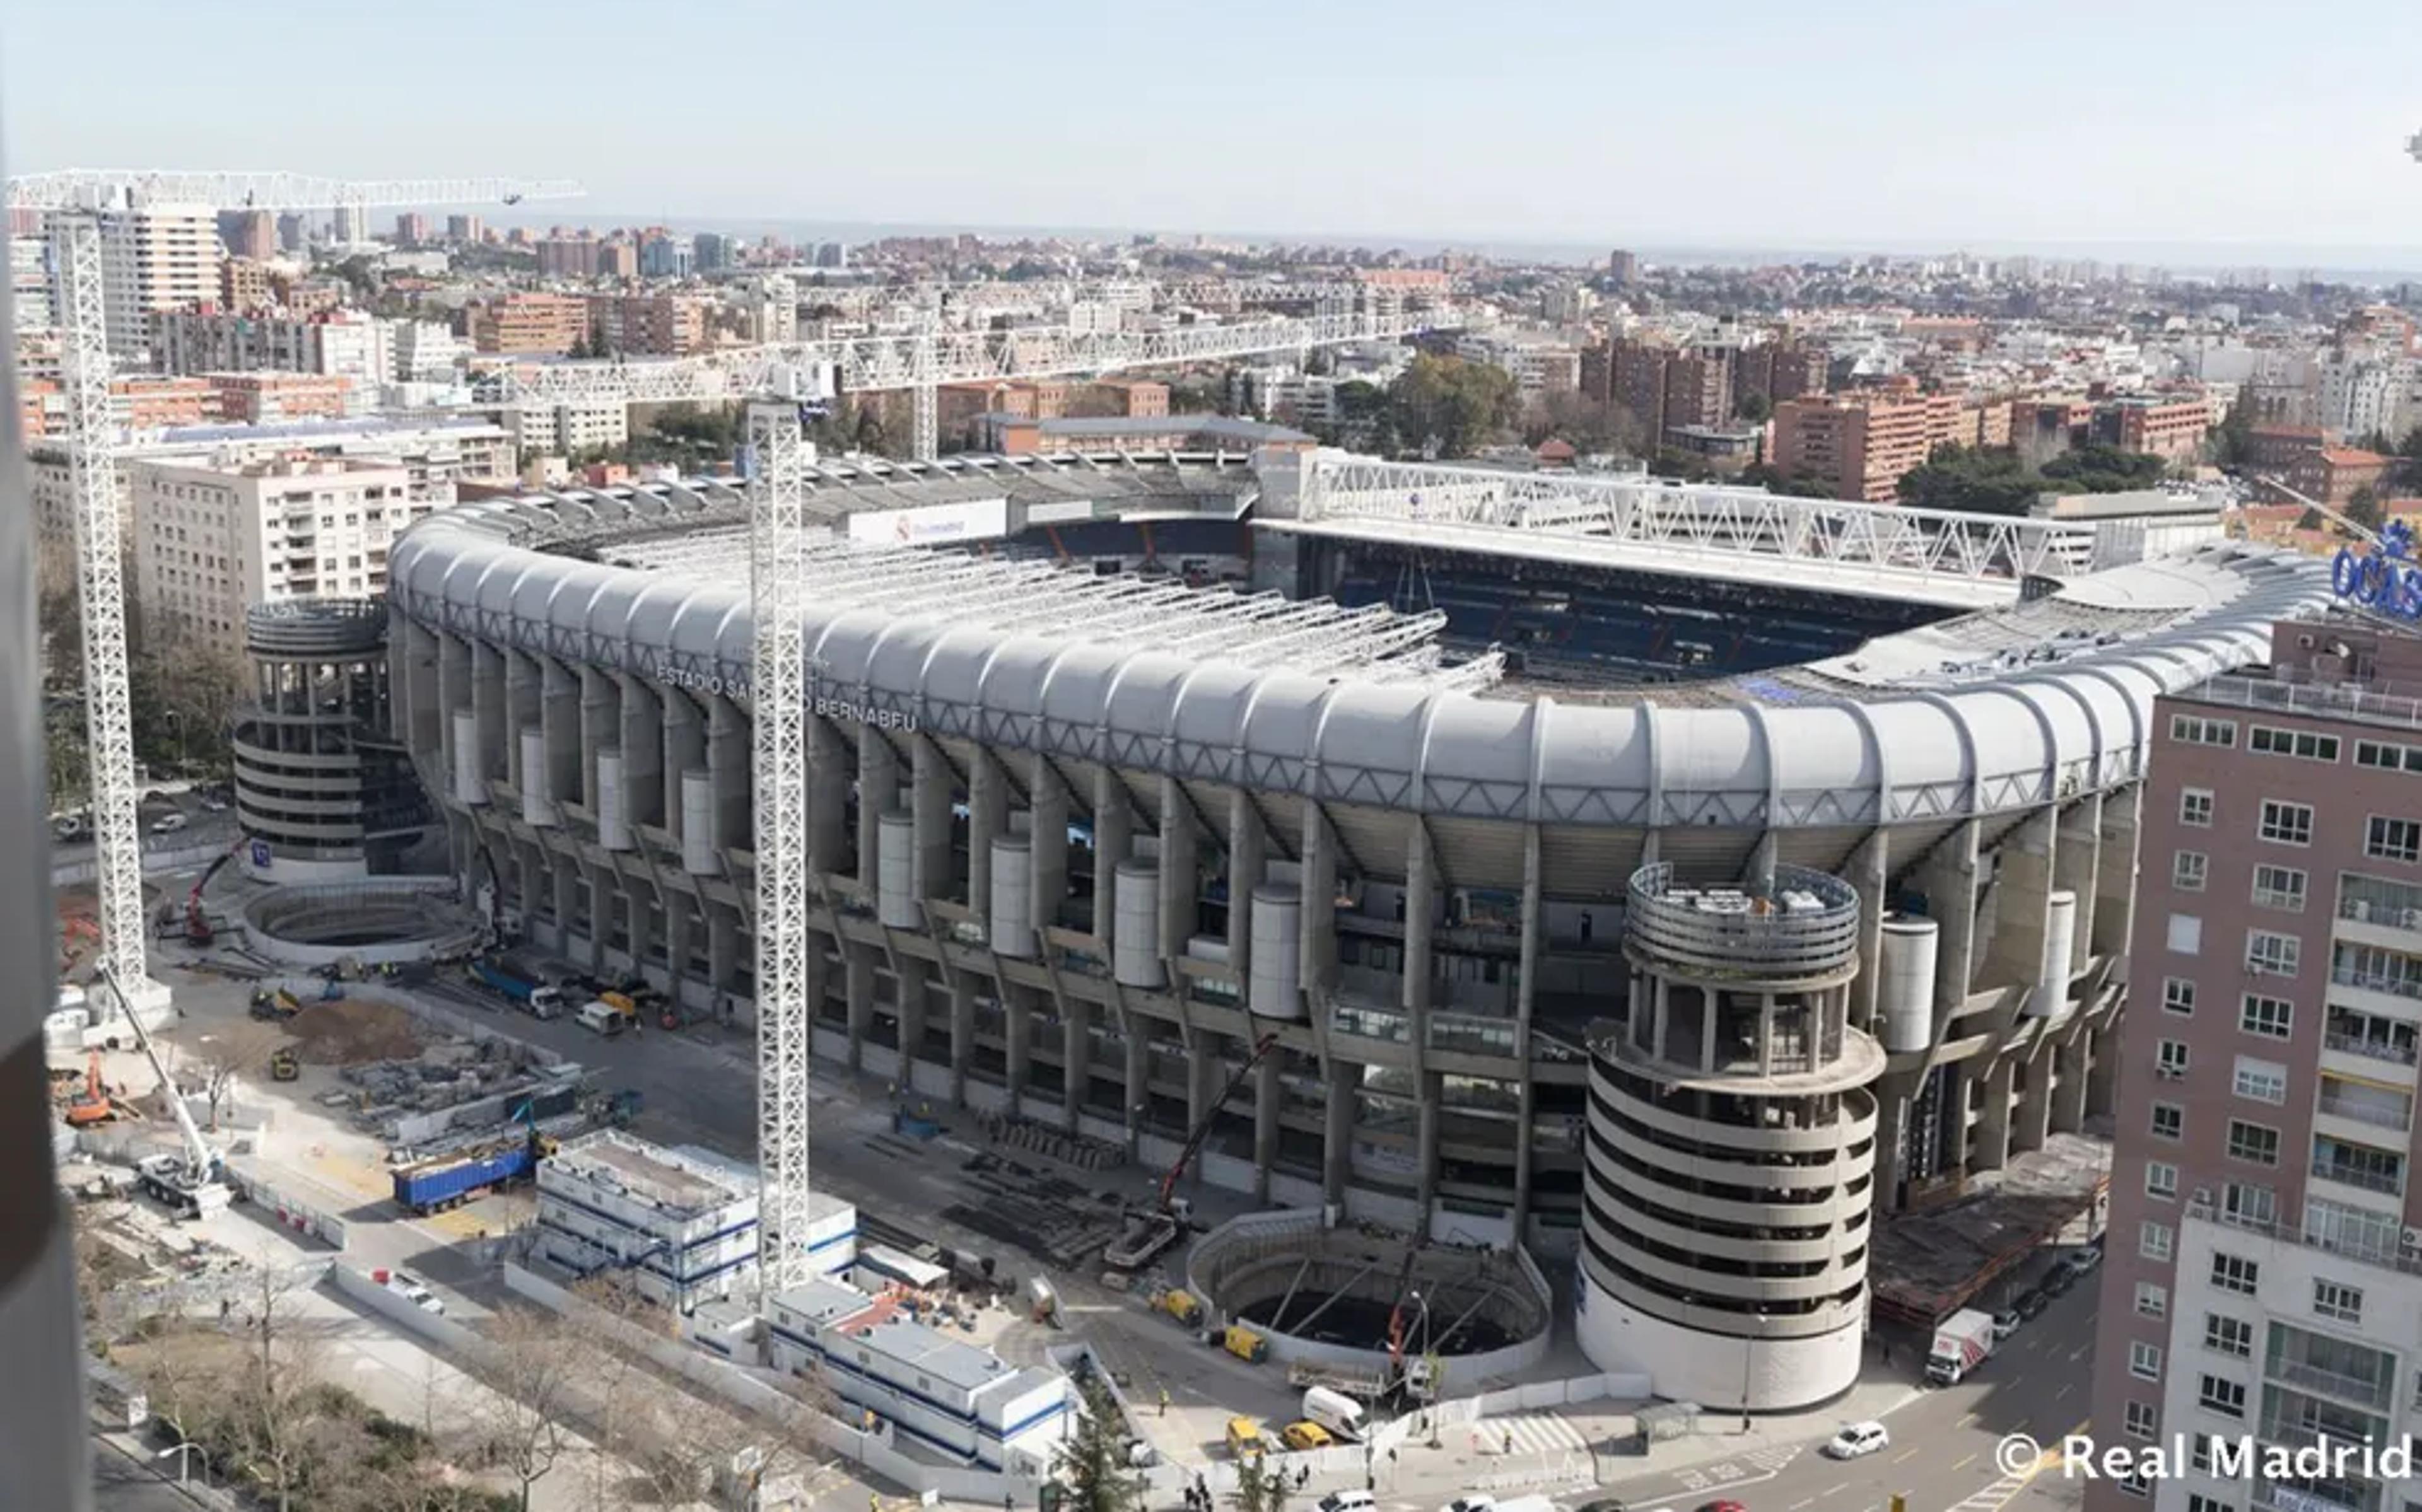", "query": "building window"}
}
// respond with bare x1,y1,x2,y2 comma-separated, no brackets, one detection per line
2233,1057,2288,1105
2252,864,2307,912
2240,995,2293,1039
2172,716,2237,747
2135,1281,2168,1320
2117,1469,2151,1499
2124,1399,2159,1439
2249,726,2341,763
2151,1102,2184,1141
2163,977,2197,1016
2314,1279,2363,1324
2140,1221,2174,1262
2189,1495,2237,1512
2204,1313,2253,1358
2129,1341,2163,1381
2226,1120,2279,1166
2221,1180,2278,1228
2157,1040,2190,1077
2354,739,2422,773
2259,800,2314,846
2173,851,2209,892
2146,1160,2179,1200
2196,1374,2247,1419
2168,914,2203,955
2209,1253,2259,1295
2367,816,2422,864
2181,788,2214,827
2245,931,2300,978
